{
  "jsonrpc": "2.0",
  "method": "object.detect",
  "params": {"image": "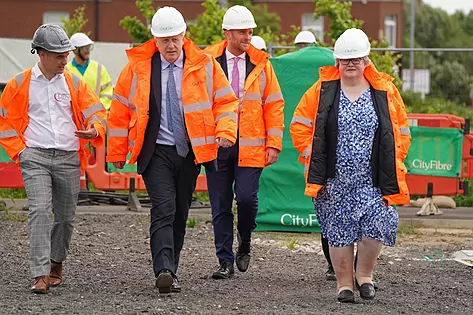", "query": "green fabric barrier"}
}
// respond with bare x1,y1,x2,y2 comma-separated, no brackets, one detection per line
255,47,335,232
405,126,463,178
0,147,11,162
